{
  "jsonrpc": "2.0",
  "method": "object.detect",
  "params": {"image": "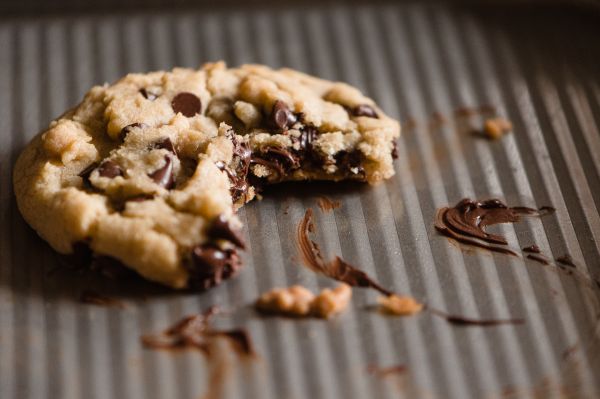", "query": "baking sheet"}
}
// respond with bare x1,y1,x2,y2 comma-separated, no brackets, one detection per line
1,2,599,398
